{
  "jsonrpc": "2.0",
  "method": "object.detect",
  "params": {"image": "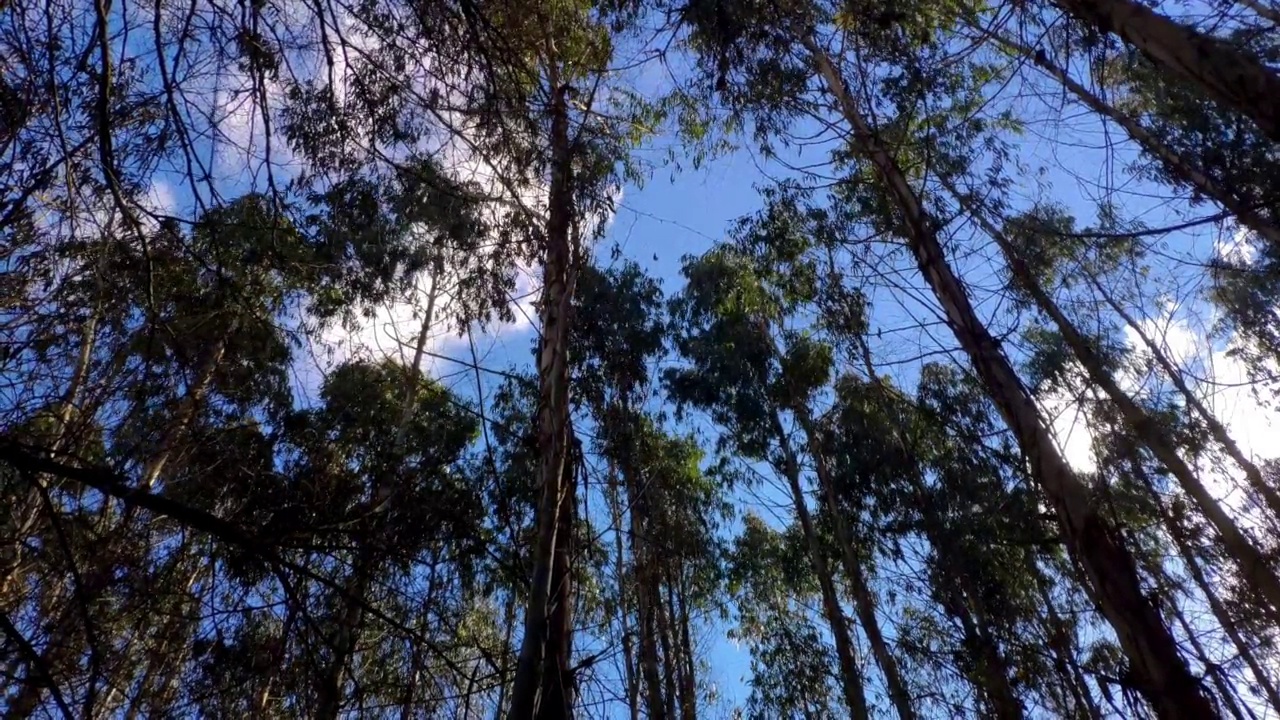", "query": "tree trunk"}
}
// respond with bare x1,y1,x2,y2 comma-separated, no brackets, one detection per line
791,406,916,720
137,332,230,490
1083,267,1280,527
1130,457,1280,712
976,199,1280,622
622,454,667,720
400,558,441,719
315,546,373,720
673,574,697,720
653,580,679,720
1,307,98,613
770,412,872,720
1051,0,1280,141
990,32,1280,250
1036,579,1103,720
122,556,207,719
607,468,641,720
508,79,578,720
803,37,1216,719
539,454,577,720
